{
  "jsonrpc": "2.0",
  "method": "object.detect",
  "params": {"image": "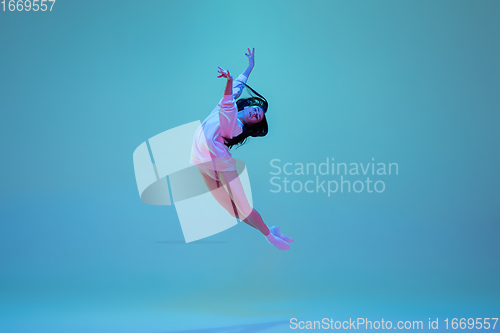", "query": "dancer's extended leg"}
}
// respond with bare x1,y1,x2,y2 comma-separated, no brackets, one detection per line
197,167,258,231
217,170,269,235
218,170,290,250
